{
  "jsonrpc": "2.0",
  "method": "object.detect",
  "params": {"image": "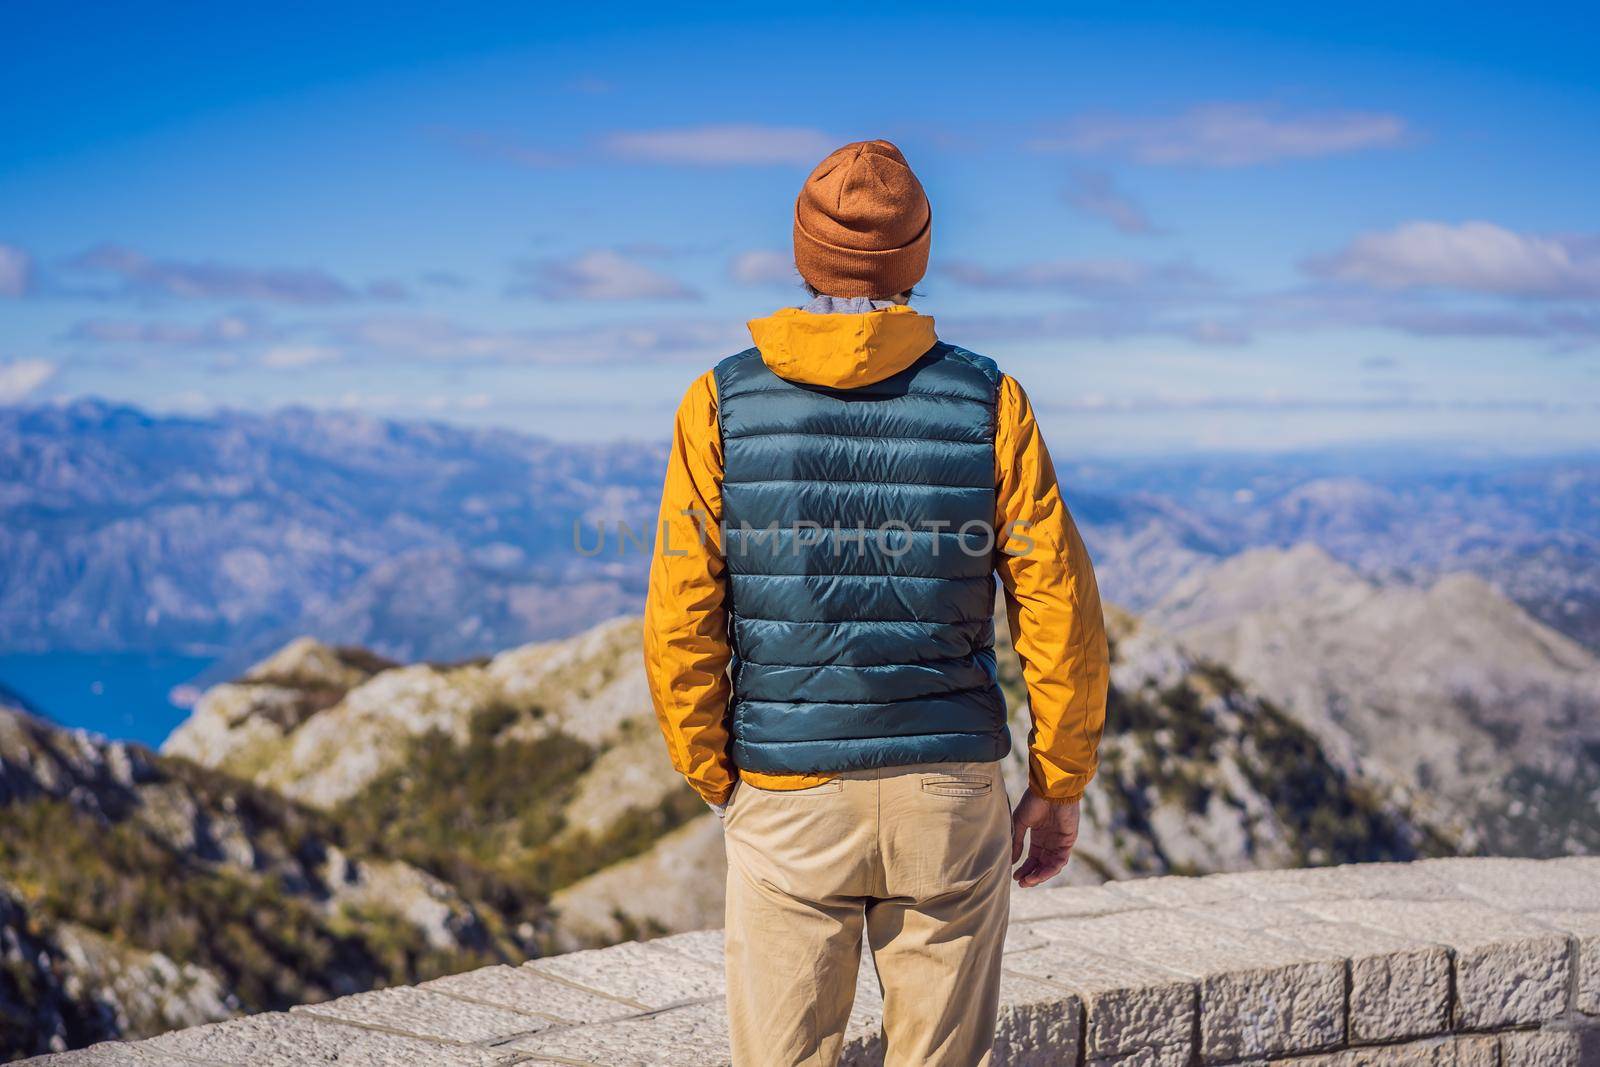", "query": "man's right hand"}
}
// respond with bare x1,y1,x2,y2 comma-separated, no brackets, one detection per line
1010,789,1080,888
